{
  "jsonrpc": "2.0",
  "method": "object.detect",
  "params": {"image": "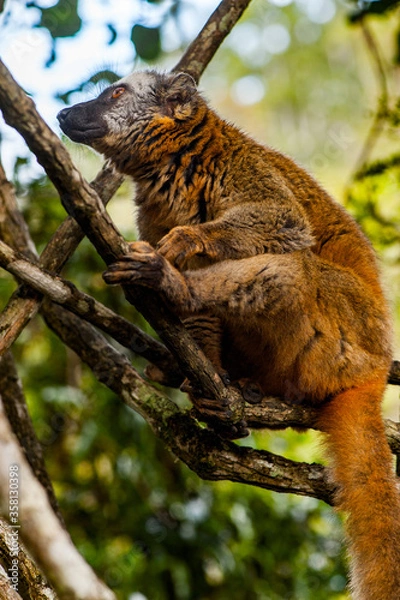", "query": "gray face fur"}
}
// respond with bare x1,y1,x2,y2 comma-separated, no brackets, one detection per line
57,70,198,152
